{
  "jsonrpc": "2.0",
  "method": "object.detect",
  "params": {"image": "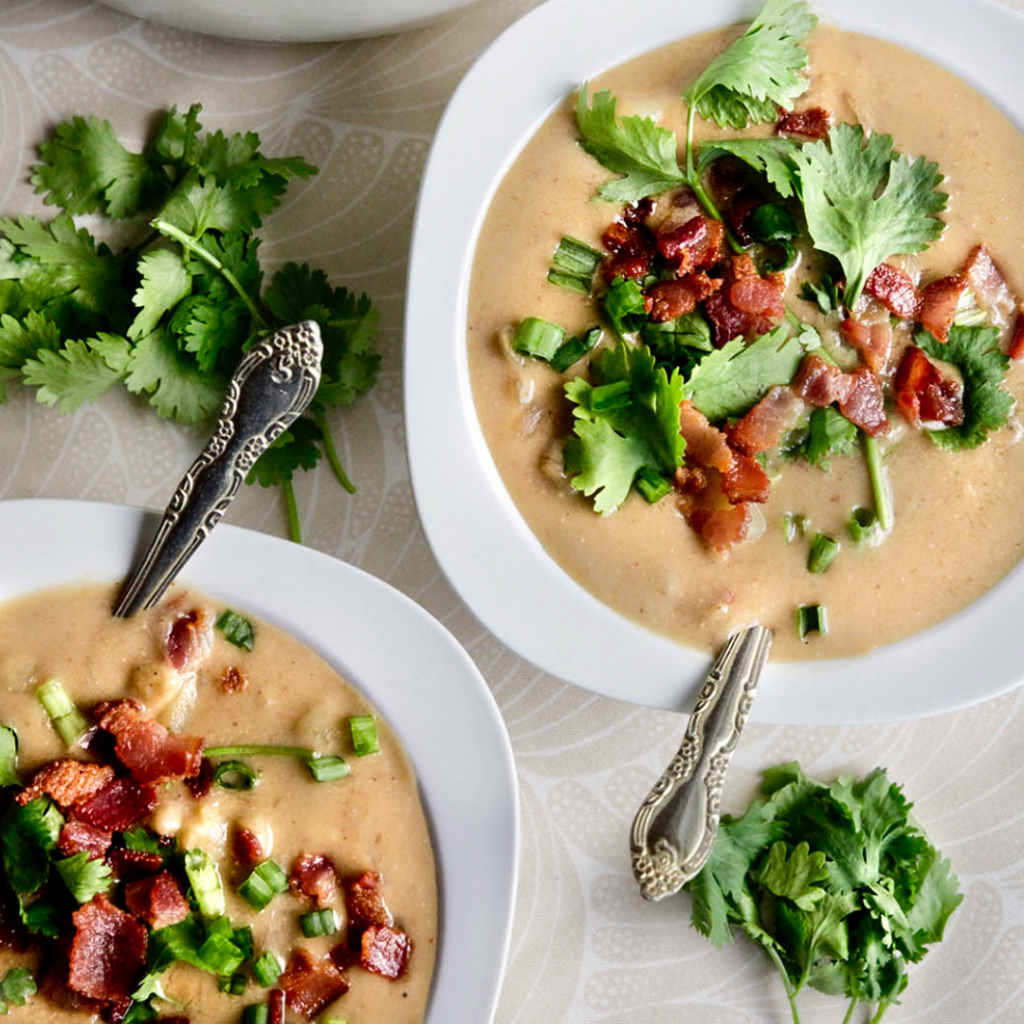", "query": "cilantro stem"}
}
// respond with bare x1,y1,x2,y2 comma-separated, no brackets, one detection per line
870,1001,891,1024
683,101,744,255
280,478,302,544
205,744,316,759
842,998,859,1024
153,219,266,328
763,942,802,1024
862,433,893,532
313,407,355,494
